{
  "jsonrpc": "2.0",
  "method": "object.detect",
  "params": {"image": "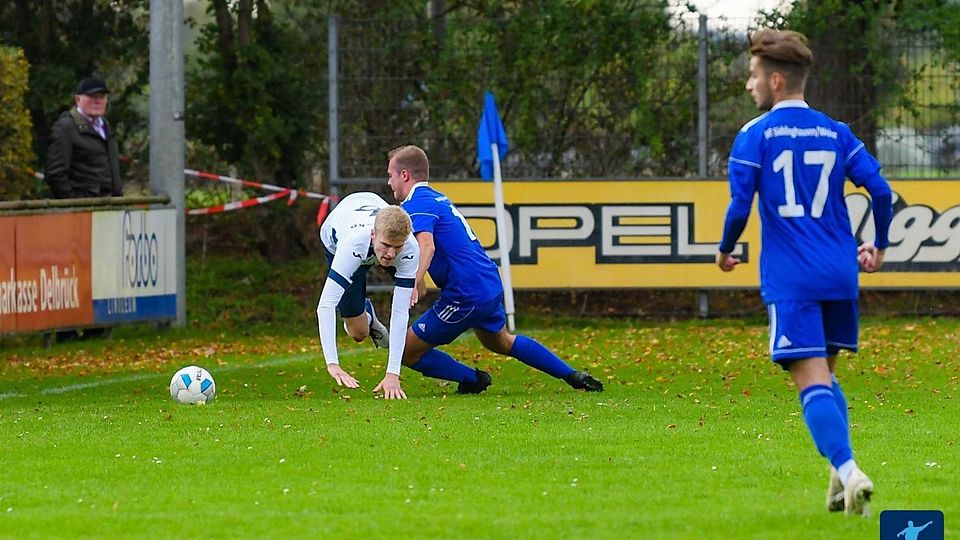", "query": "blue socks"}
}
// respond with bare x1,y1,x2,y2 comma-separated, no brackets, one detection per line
408,335,575,383
509,335,575,379
800,384,853,470
409,349,477,384
831,373,848,430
